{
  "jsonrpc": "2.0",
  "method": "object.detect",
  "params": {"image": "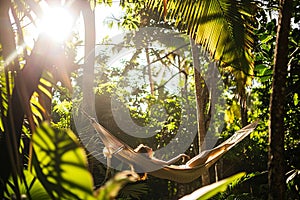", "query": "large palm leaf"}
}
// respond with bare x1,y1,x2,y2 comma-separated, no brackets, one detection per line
146,0,257,73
